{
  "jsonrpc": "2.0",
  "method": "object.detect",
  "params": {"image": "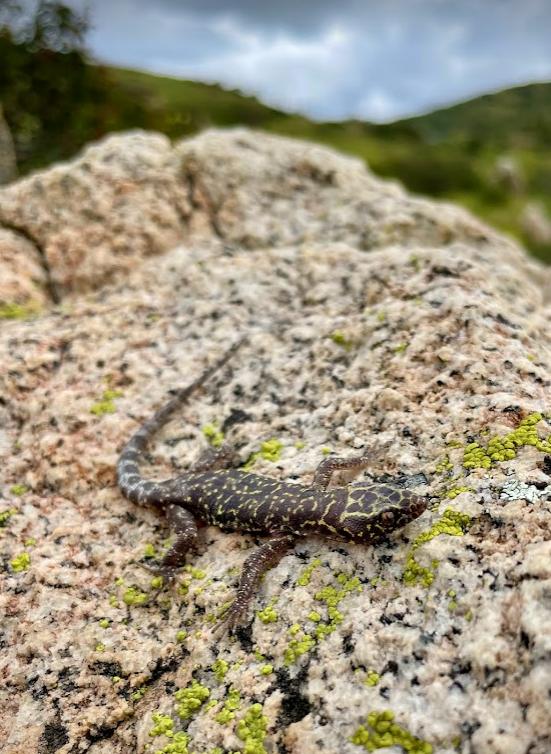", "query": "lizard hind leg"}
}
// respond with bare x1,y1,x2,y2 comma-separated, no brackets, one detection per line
218,532,296,633
144,504,198,582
